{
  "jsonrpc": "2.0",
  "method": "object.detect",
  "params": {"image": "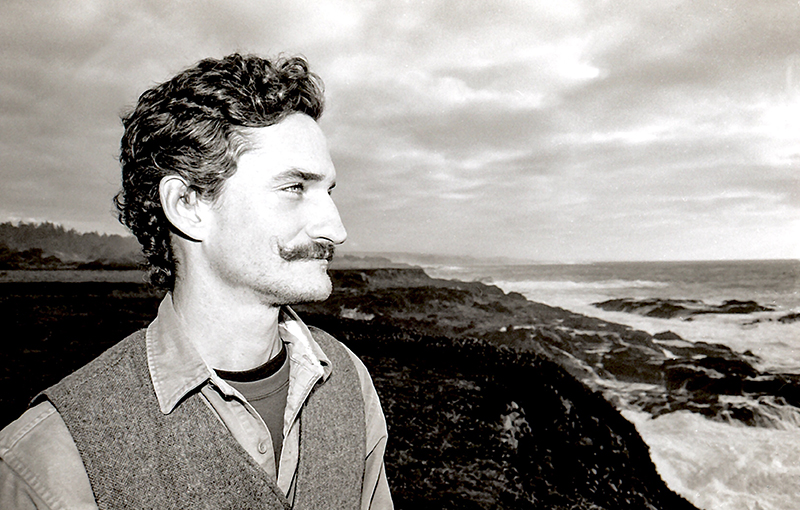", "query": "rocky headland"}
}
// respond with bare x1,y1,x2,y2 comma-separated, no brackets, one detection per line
296,267,702,509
